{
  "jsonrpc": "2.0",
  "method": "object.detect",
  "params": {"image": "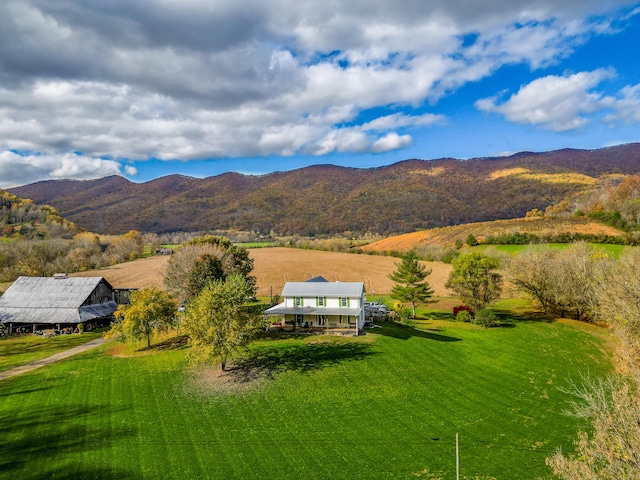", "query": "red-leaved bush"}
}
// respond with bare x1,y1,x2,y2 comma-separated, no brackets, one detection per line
453,304,474,316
